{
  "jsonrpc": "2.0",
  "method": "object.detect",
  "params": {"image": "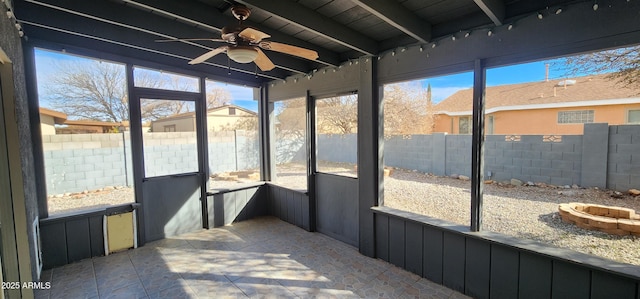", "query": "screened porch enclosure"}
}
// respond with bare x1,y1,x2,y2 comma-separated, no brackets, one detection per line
3,0,640,298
